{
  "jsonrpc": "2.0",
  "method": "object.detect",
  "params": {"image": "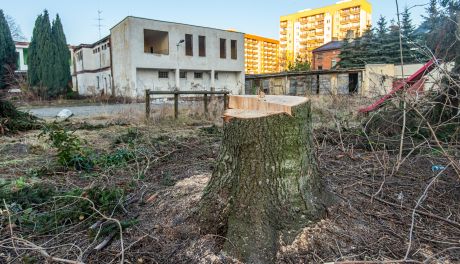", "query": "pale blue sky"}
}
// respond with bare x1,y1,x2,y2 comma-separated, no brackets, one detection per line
2,0,427,45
